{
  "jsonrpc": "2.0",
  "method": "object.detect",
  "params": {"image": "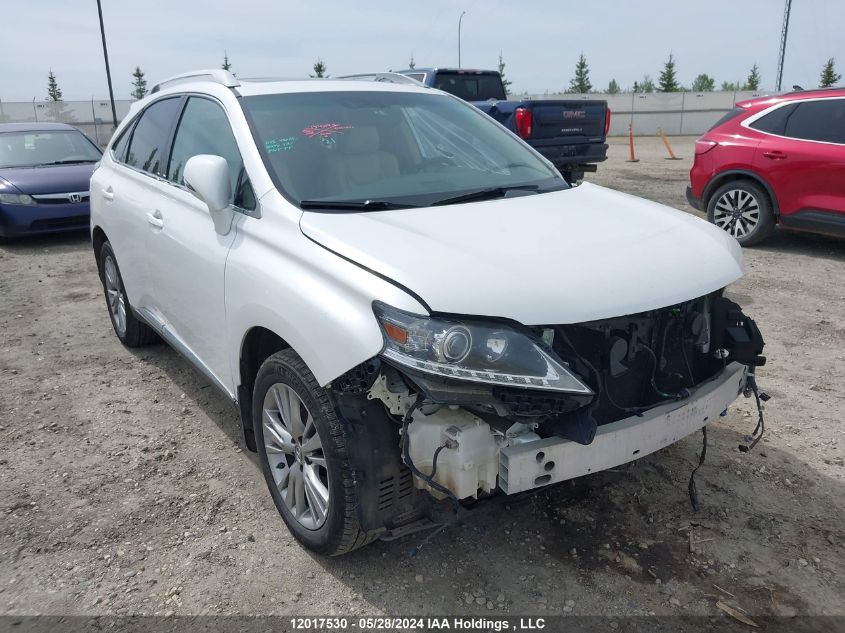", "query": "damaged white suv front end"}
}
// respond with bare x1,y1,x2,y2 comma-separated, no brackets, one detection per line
91,72,767,555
